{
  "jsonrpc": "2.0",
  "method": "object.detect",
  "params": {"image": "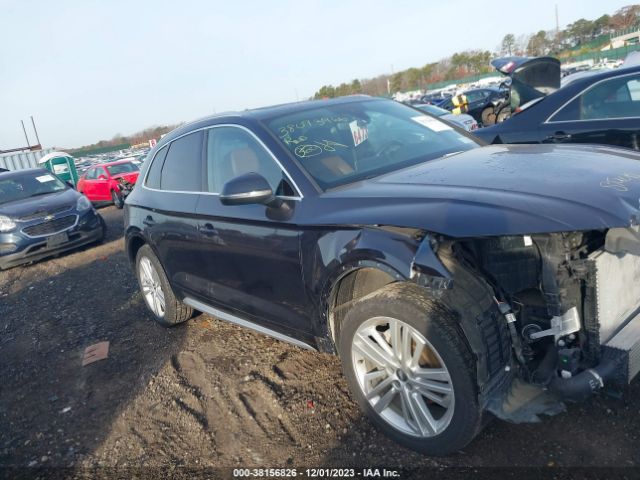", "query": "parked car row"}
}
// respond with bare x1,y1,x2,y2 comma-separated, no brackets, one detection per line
0,145,148,269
